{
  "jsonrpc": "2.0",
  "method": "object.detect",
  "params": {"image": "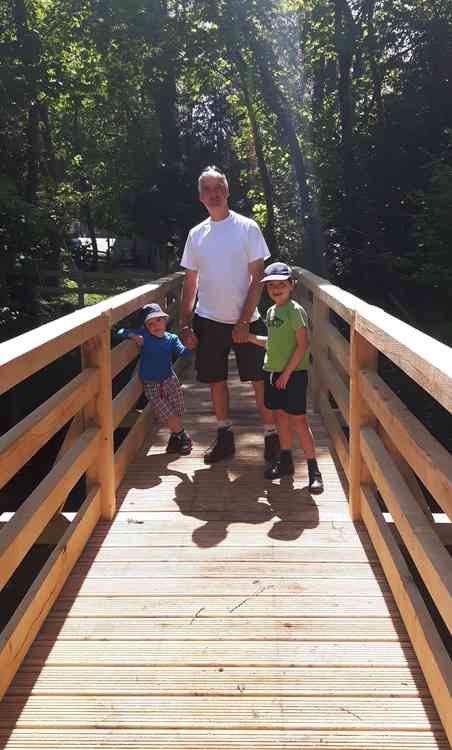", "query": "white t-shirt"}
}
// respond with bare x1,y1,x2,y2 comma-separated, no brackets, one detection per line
180,210,270,324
